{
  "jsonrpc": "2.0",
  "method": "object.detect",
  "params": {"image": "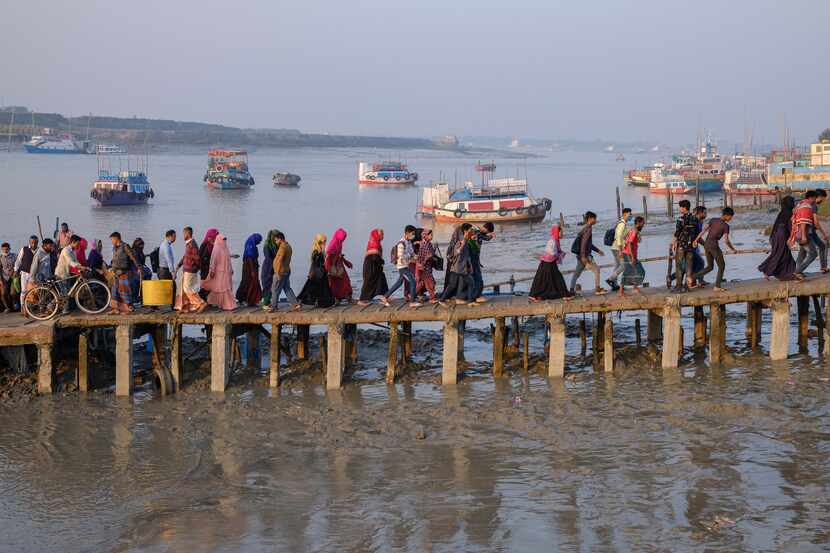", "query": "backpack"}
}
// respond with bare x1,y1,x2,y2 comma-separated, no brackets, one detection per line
570,234,582,255
390,240,404,264
603,227,616,247
431,244,444,272
149,247,160,274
